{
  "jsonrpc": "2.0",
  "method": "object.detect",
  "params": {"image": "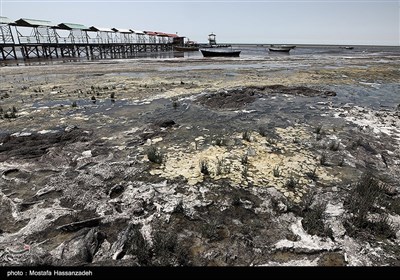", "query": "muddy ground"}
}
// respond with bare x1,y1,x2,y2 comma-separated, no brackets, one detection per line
0,51,399,266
